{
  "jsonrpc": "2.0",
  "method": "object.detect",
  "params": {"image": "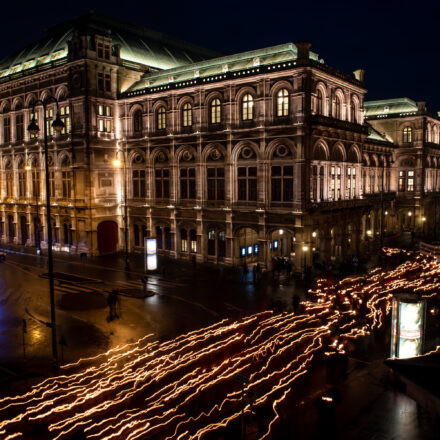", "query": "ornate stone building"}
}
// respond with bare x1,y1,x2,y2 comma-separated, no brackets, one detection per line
0,12,437,270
